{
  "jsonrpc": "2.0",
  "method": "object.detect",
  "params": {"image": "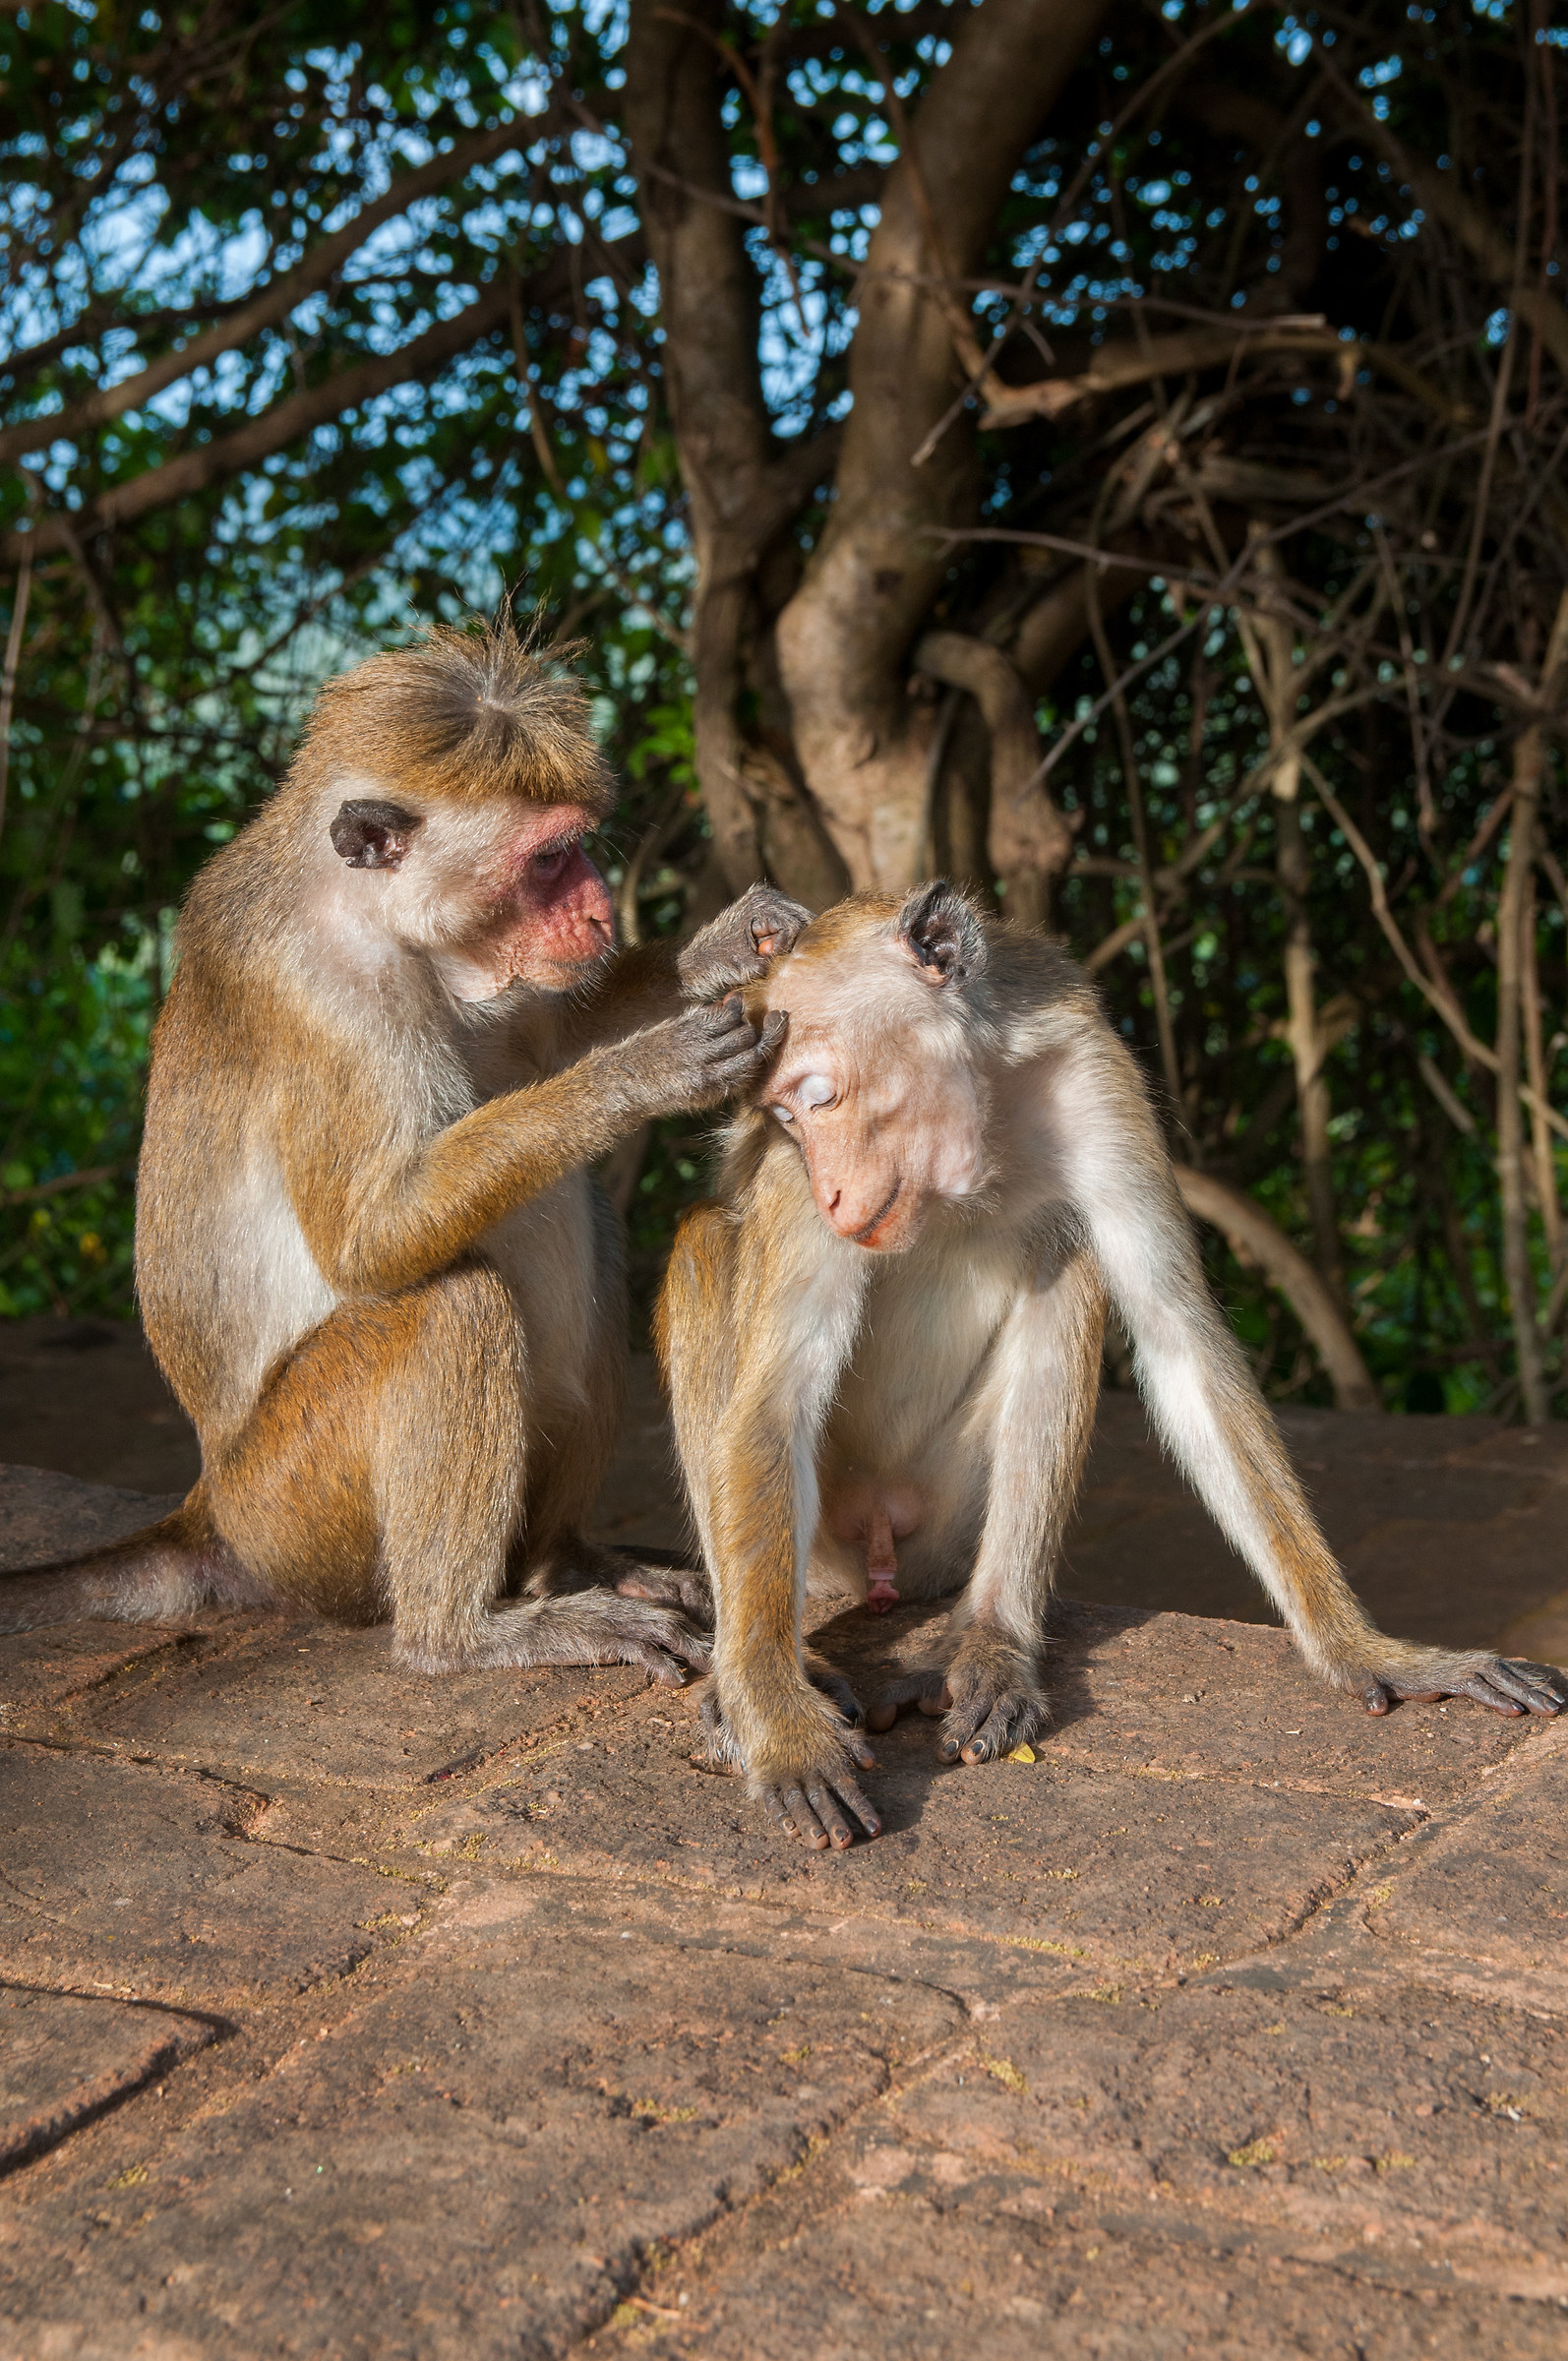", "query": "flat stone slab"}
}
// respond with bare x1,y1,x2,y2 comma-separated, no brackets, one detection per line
1,1451,1565,2360
0,1744,408,2008
408,1696,1426,1975
56,1617,650,1792
0,1879,964,2361
0,1986,212,2175
1366,1721,1568,2016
